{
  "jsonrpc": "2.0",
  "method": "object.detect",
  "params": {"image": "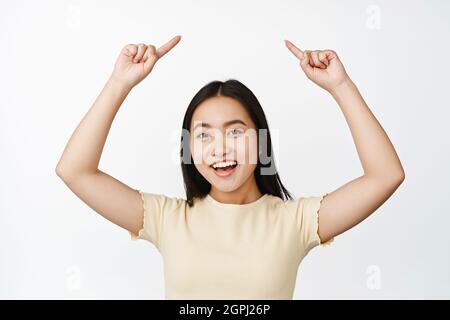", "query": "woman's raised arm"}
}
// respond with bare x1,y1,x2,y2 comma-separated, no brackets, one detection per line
55,36,181,236
284,39,405,243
